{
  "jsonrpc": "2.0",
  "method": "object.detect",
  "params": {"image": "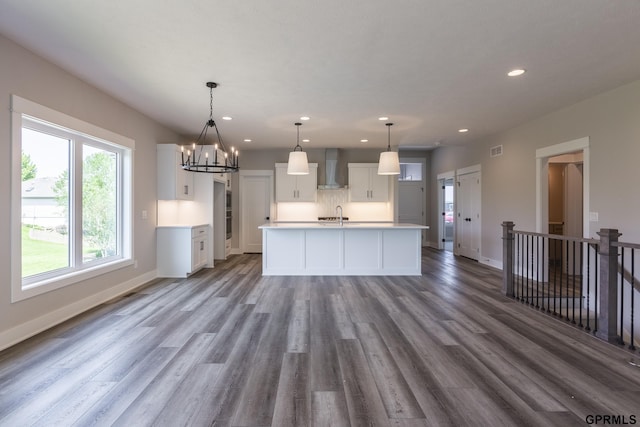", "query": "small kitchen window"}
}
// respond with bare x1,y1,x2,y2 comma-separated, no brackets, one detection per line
399,162,423,182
